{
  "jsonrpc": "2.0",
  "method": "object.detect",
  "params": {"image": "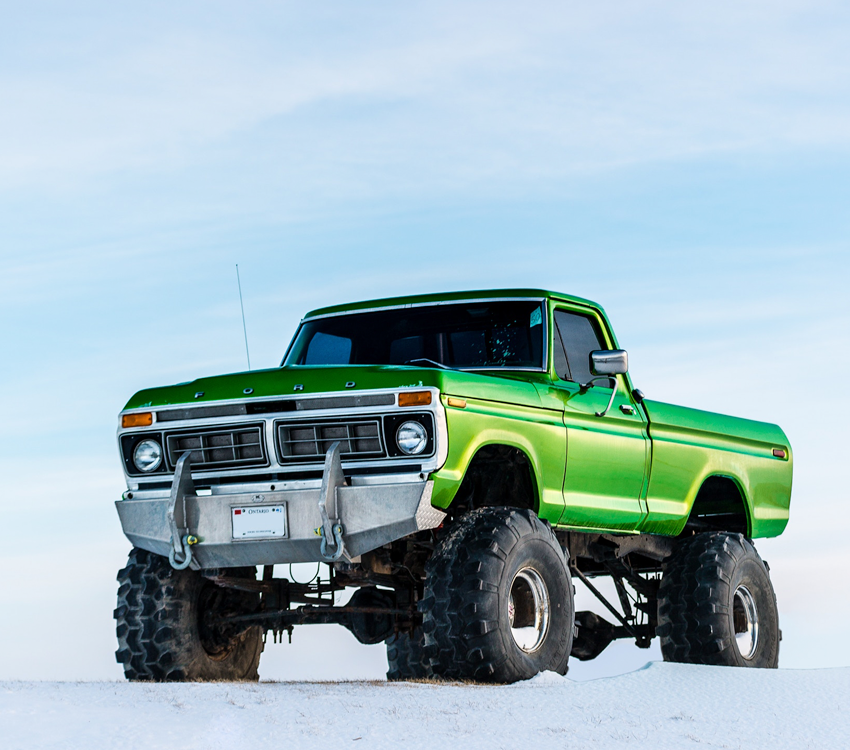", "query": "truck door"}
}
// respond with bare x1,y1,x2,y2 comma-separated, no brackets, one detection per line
551,308,649,530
